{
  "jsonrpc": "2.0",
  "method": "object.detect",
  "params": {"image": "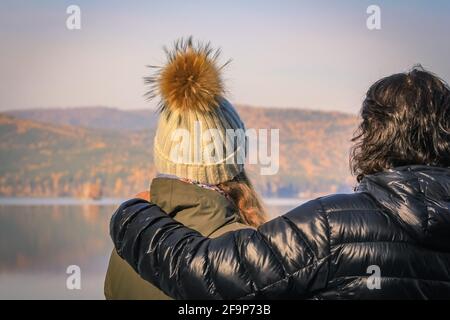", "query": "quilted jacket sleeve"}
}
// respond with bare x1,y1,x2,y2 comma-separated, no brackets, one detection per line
110,198,331,300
